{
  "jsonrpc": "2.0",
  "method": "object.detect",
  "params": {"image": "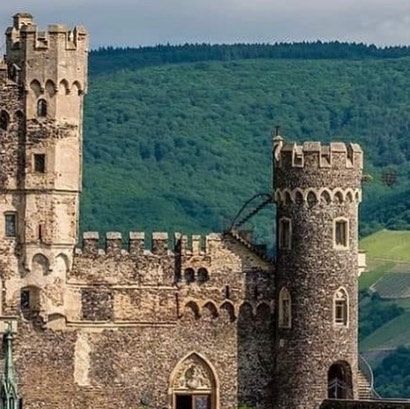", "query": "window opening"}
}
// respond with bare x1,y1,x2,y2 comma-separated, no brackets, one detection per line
34,154,46,173
0,111,10,131
335,219,348,248
224,285,230,299
37,99,47,117
5,213,16,237
334,288,348,326
278,218,291,249
20,289,30,310
184,268,195,284
278,288,292,328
